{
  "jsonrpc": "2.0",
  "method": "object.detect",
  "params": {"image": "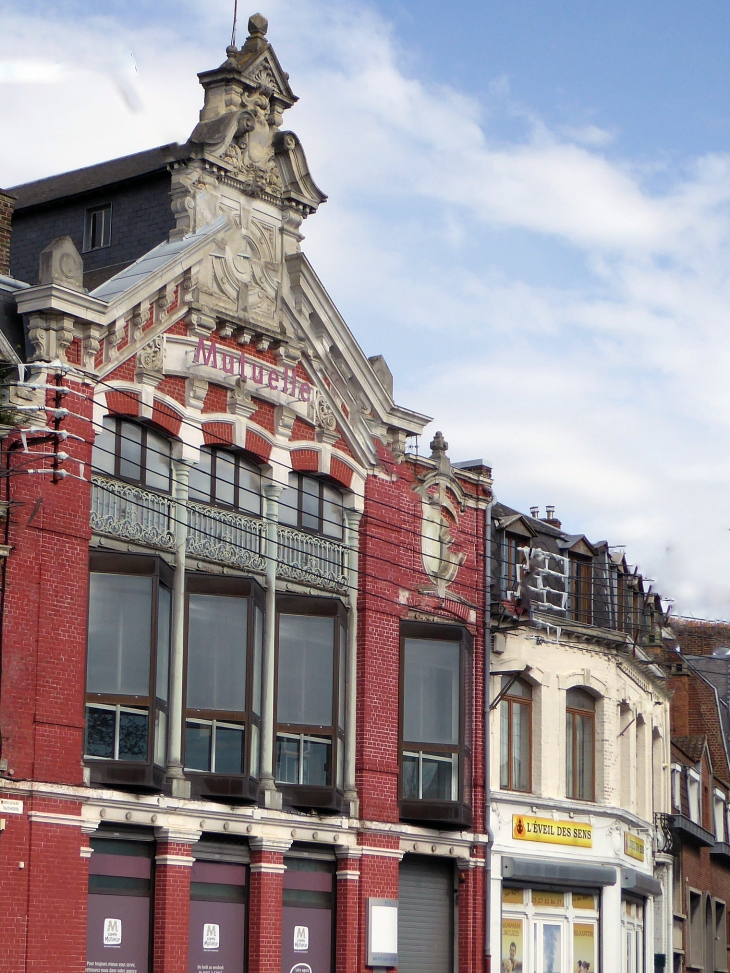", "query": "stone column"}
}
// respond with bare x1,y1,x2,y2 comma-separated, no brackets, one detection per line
248,836,291,973
335,846,362,973
343,508,362,818
260,482,283,808
153,827,200,973
167,459,191,798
